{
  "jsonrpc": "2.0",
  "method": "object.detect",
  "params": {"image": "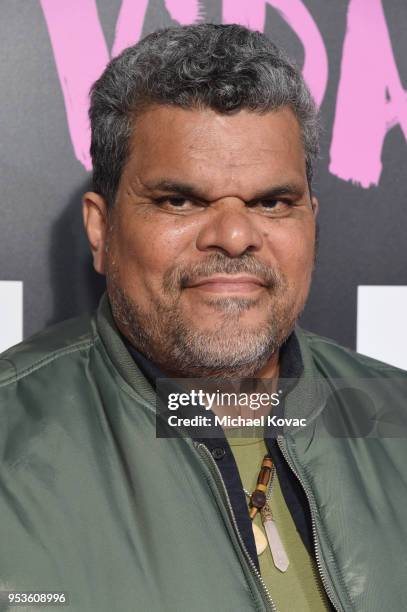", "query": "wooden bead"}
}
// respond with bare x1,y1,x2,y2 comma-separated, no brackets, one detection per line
262,457,273,469
251,490,267,509
249,506,258,520
258,468,270,484
246,455,274,522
